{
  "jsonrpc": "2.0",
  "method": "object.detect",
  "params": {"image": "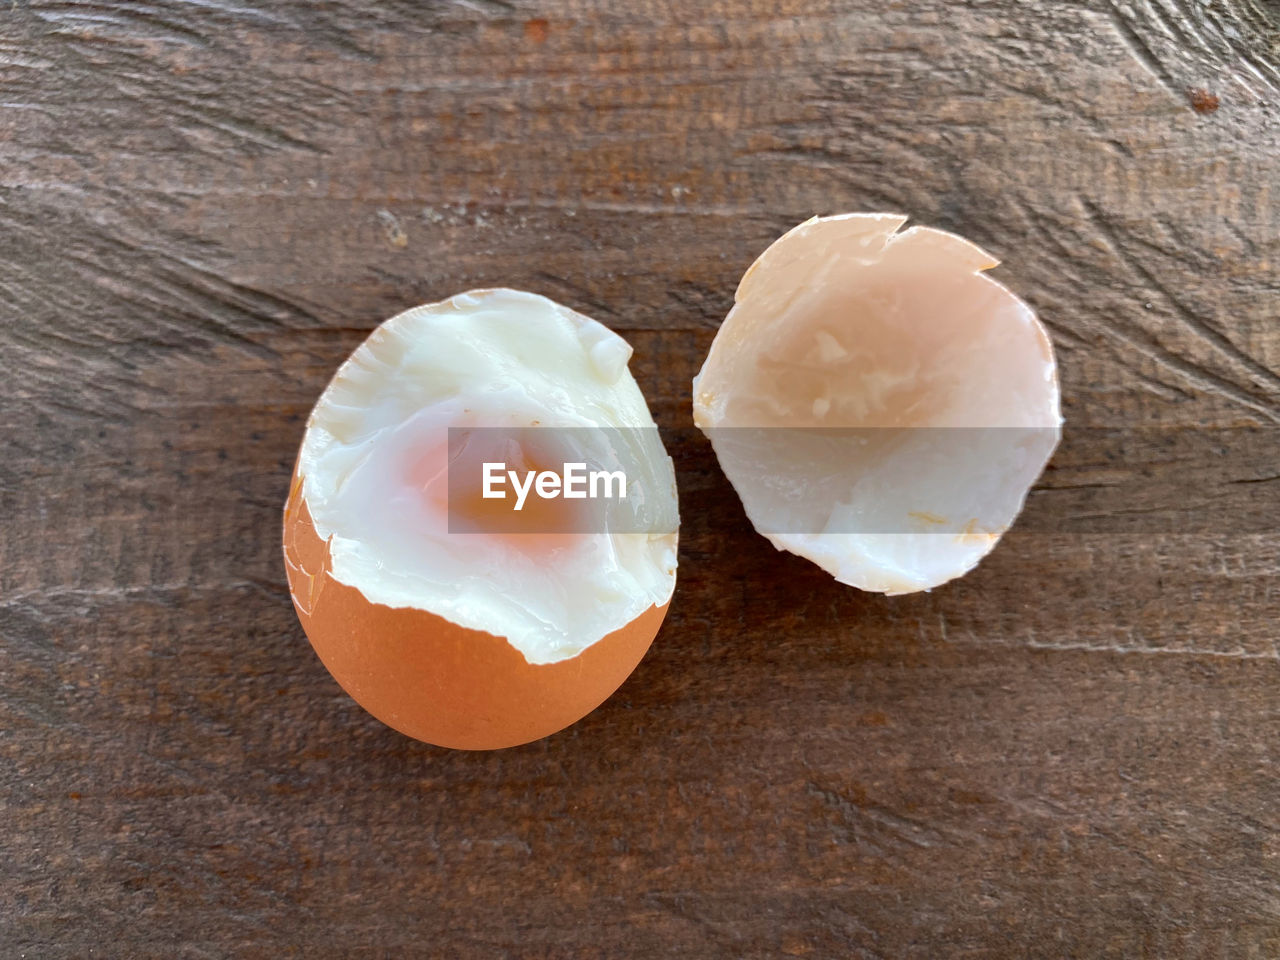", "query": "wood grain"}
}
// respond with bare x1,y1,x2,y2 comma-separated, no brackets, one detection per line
2,0,1278,956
